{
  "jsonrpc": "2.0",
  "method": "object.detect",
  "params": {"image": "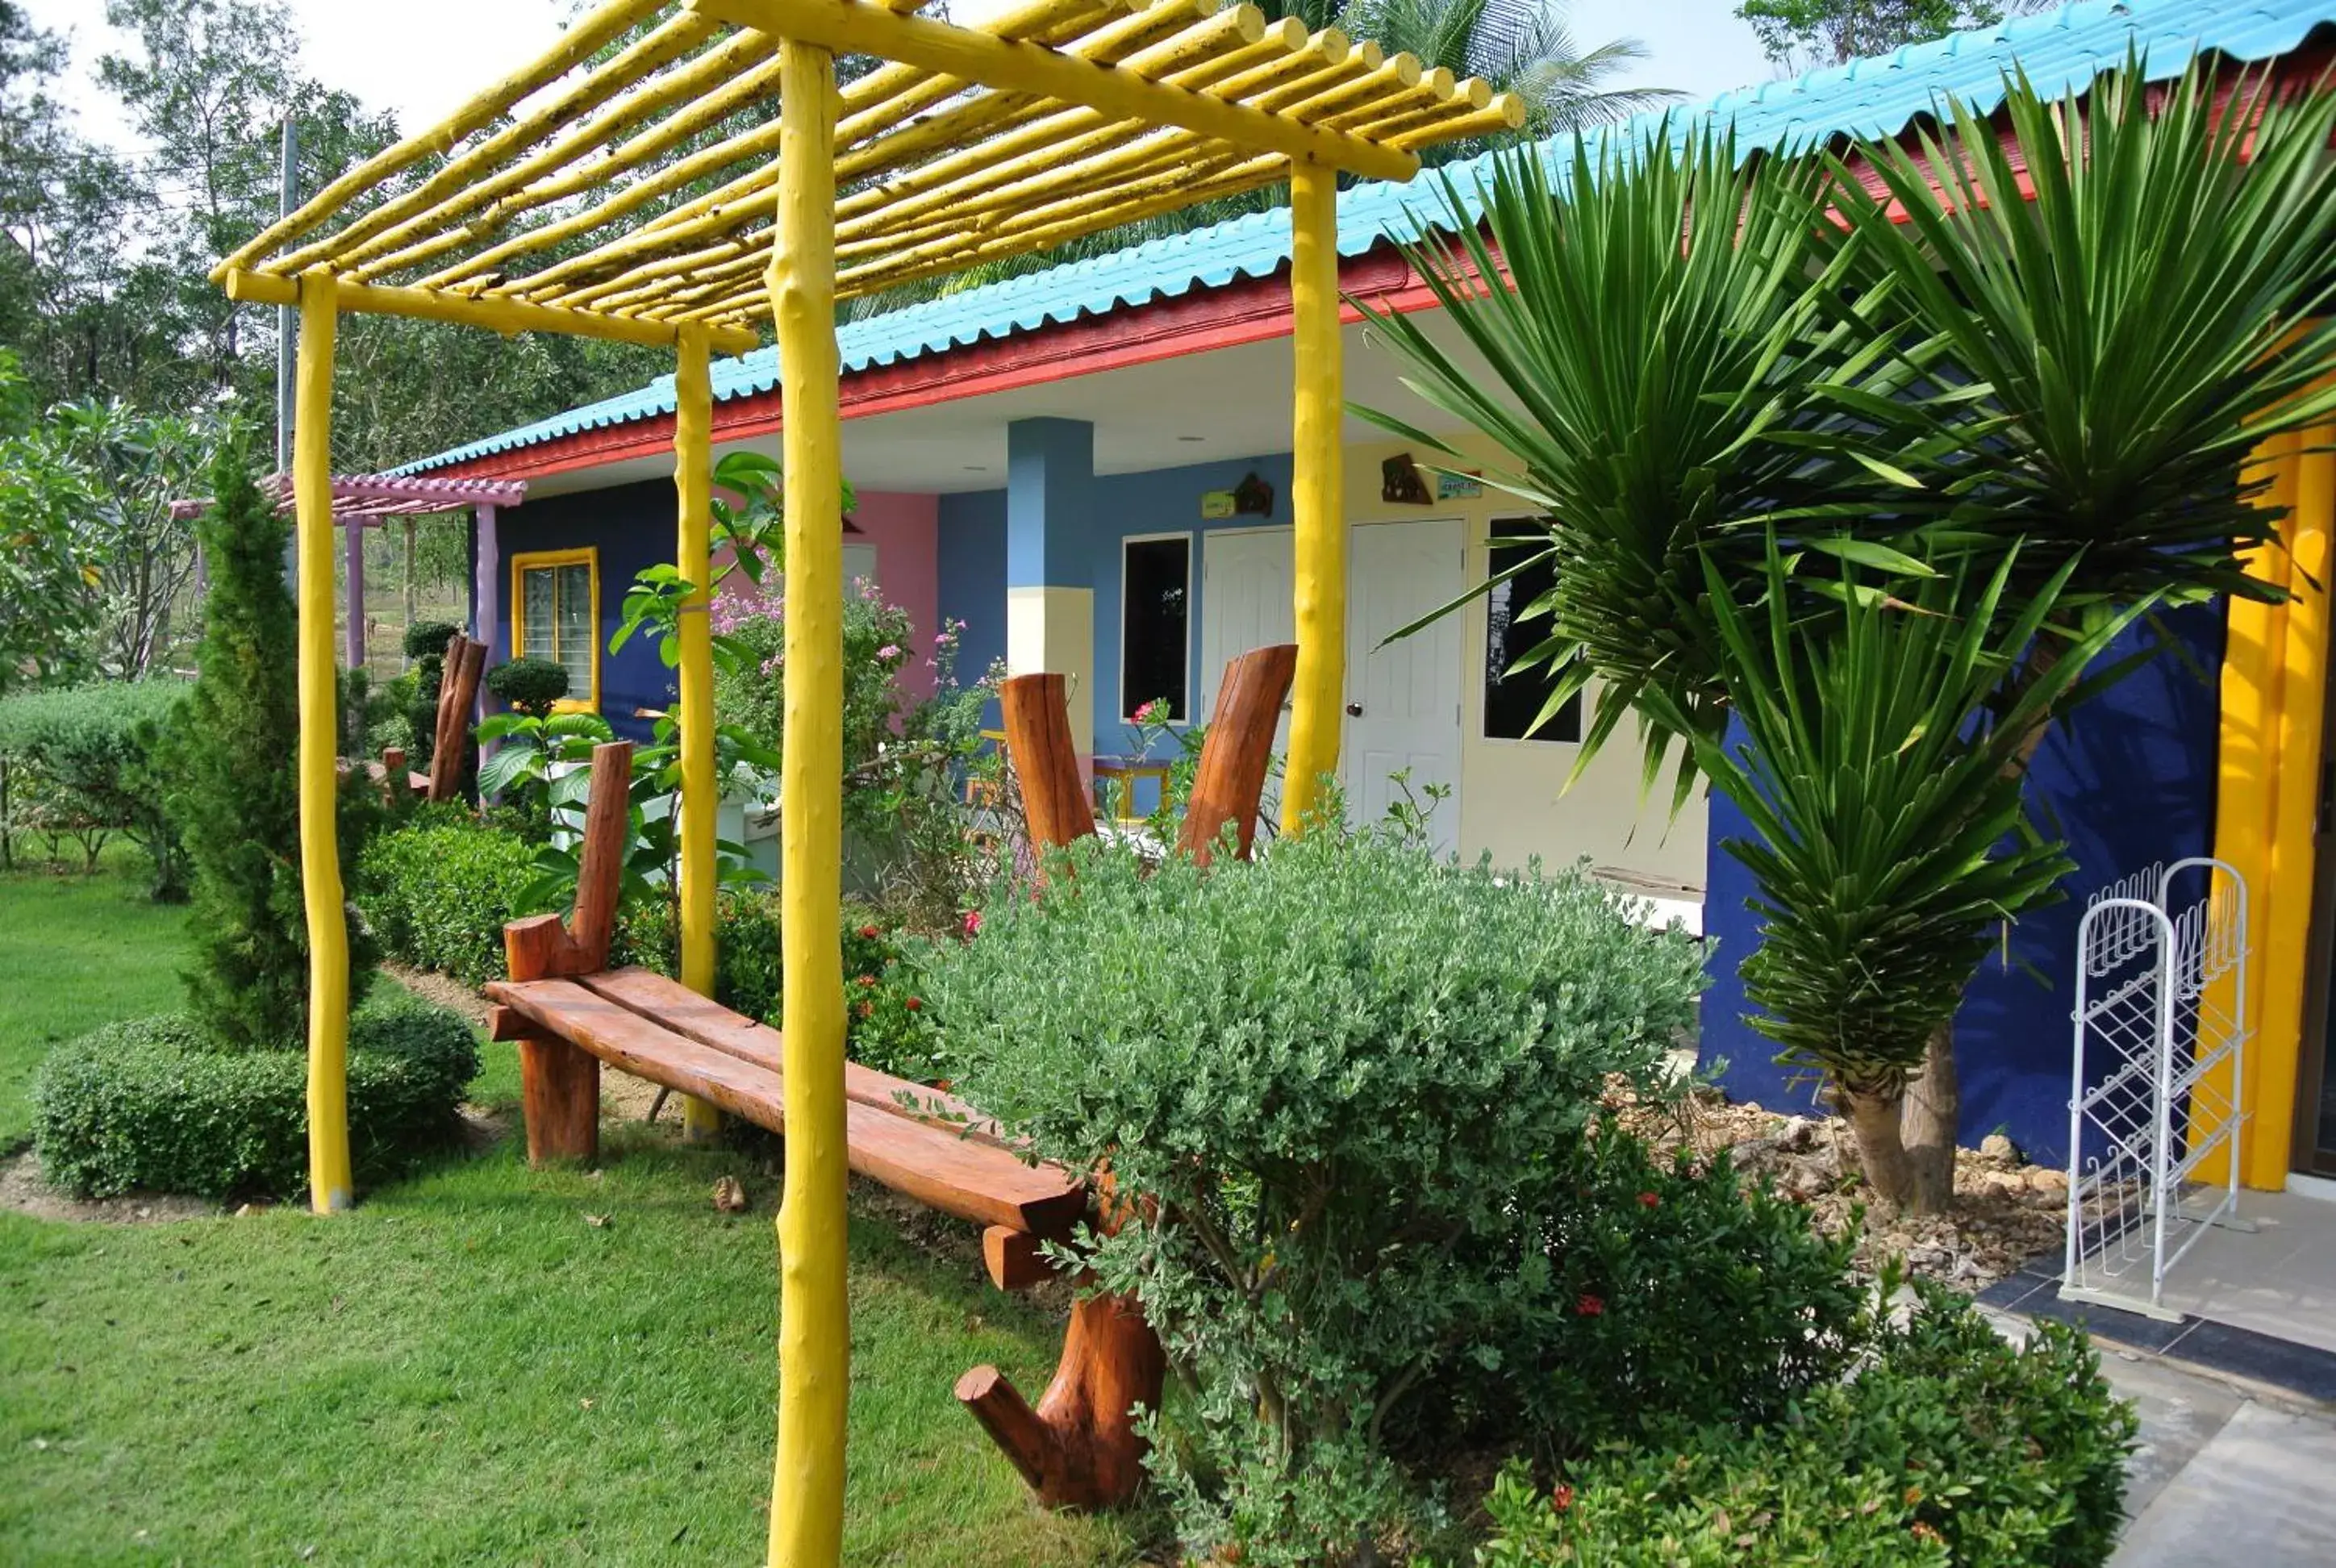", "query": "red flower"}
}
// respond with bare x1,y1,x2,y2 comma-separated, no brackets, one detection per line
903,996,922,1011
1575,1293,1604,1317
1550,1483,1575,1513
856,1000,874,1020
857,924,880,940
856,974,877,988
1637,1191,1661,1208
961,909,983,937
